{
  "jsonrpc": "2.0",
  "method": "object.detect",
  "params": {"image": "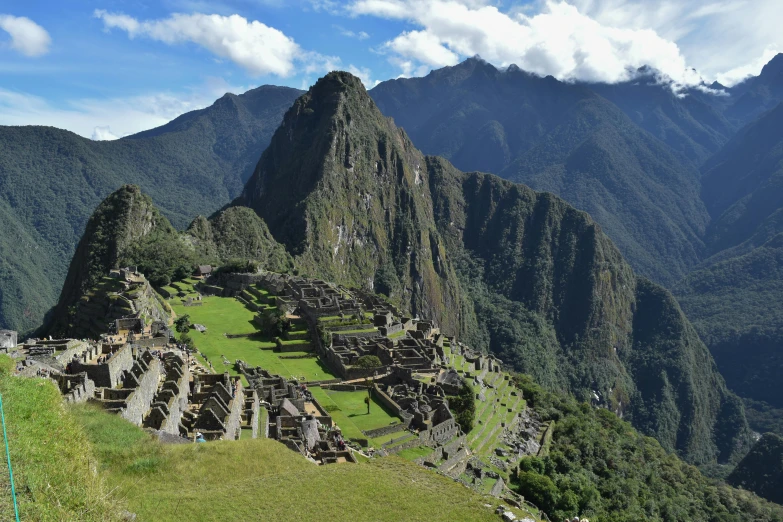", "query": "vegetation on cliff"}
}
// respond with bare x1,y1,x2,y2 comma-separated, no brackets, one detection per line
513,373,783,522
728,433,783,504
